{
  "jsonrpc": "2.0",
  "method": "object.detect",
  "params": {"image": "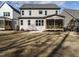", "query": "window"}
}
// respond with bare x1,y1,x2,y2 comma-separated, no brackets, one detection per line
36,20,44,26
29,11,31,15
21,20,23,25
3,12,6,16
39,20,41,26
45,11,47,15
56,10,58,14
8,12,10,16
28,20,31,25
39,10,42,14
22,11,24,15
42,20,44,26
3,12,10,16
36,20,38,26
